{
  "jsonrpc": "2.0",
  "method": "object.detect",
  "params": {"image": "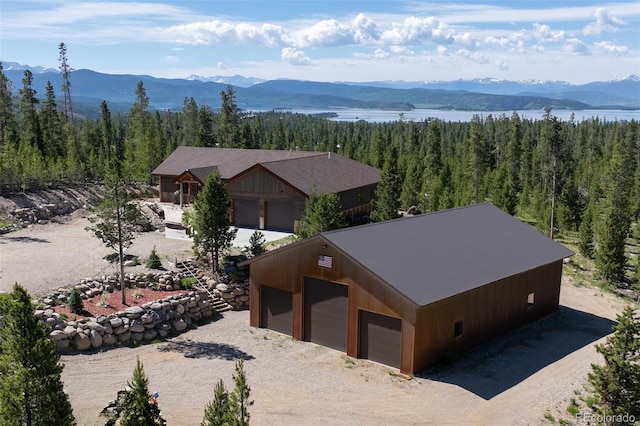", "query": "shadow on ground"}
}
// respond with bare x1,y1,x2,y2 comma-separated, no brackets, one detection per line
158,339,255,361
418,306,616,400
0,235,51,244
